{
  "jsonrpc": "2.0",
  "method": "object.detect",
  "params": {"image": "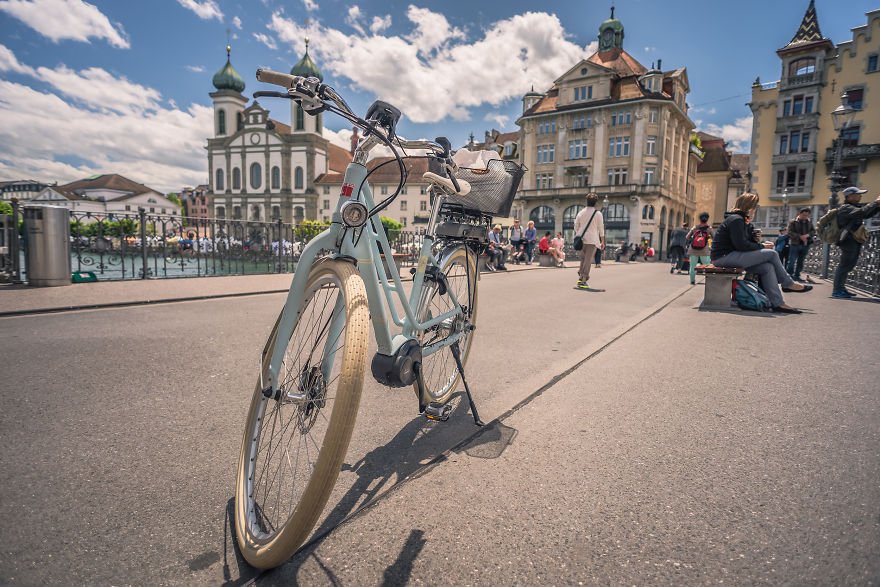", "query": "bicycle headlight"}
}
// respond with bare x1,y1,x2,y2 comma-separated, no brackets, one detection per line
340,201,368,228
